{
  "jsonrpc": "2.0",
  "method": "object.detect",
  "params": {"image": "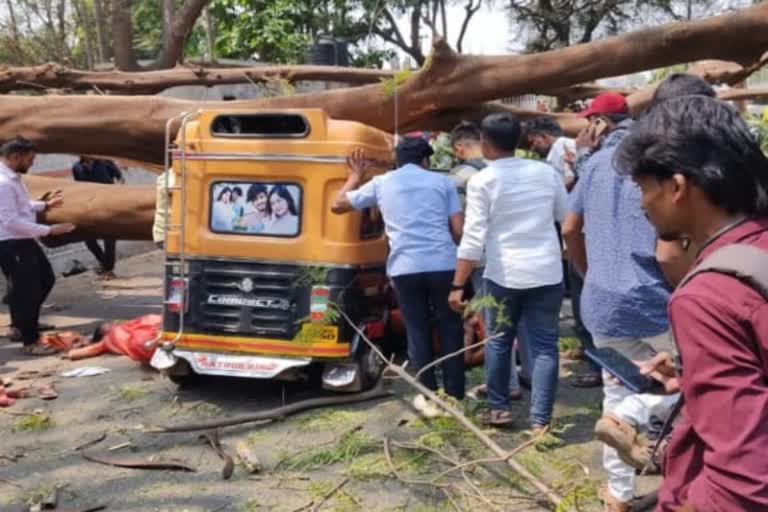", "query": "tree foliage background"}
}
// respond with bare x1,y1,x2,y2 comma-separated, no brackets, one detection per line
0,0,761,68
